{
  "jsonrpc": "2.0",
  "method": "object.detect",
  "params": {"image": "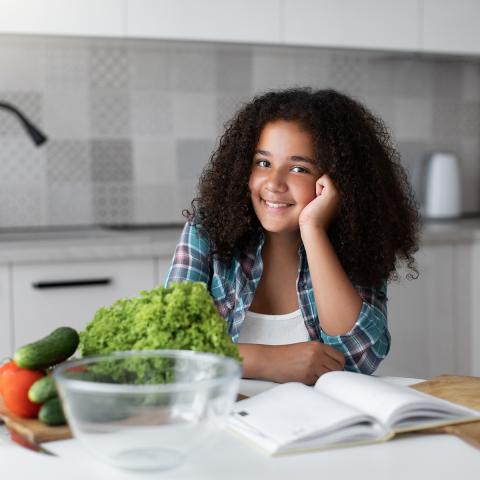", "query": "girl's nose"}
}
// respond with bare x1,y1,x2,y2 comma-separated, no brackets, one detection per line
265,169,287,192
